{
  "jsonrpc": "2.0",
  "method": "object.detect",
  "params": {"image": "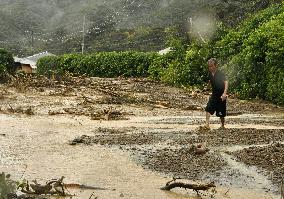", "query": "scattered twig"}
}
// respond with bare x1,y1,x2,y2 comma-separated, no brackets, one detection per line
73,117,83,125
91,107,128,121
165,177,182,186
89,192,95,199
8,104,14,112
19,164,28,180
48,110,65,116
82,95,96,104
224,188,230,196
